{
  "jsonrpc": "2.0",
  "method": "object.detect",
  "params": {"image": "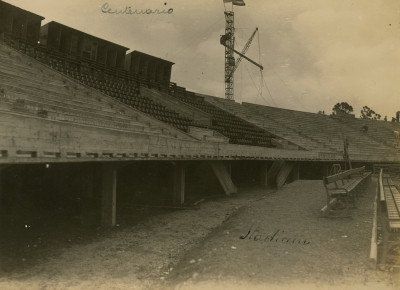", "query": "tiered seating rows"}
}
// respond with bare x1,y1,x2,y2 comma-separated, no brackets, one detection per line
10,39,300,148
206,97,327,151
0,45,162,134
11,39,192,132
168,89,277,148
242,103,396,156
344,118,400,148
